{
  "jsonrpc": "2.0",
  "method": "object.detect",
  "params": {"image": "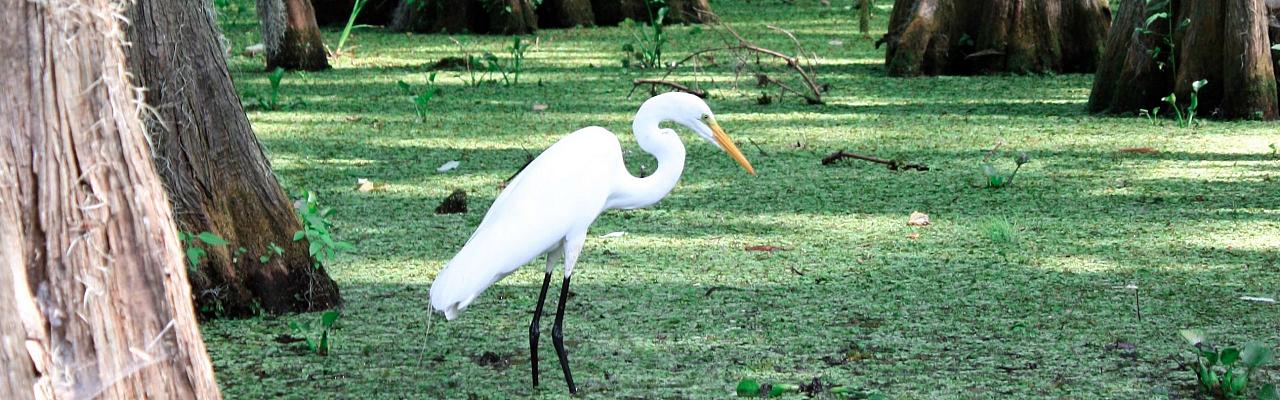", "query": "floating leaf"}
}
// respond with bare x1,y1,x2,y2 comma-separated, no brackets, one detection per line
907,211,930,226
437,160,461,172
1240,296,1276,304
1119,147,1159,154
355,178,388,192
1180,329,1206,347
1241,342,1274,369
1259,384,1278,400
